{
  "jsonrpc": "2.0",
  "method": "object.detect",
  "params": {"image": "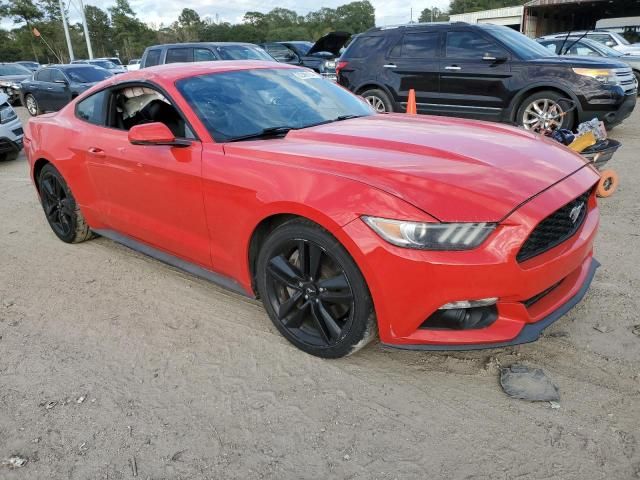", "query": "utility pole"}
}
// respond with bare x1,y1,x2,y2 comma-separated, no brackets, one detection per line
59,0,74,62
76,0,93,59
431,7,434,22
